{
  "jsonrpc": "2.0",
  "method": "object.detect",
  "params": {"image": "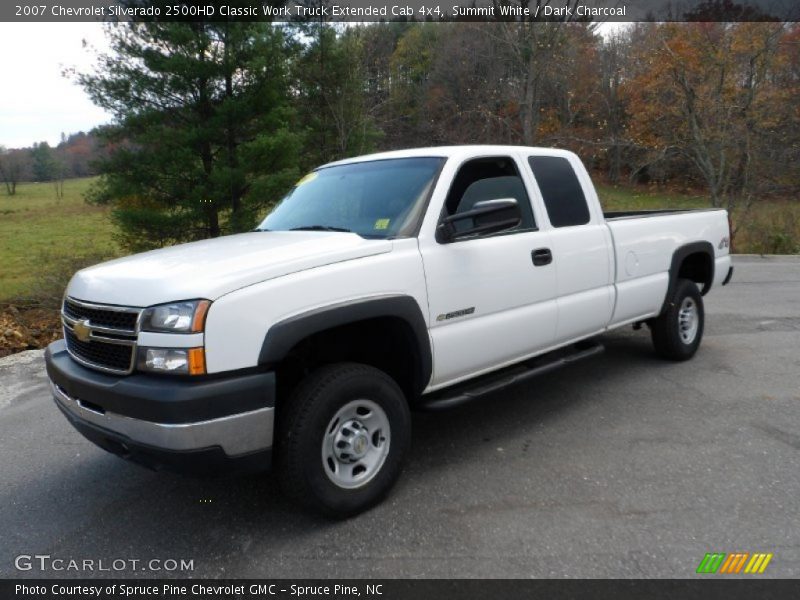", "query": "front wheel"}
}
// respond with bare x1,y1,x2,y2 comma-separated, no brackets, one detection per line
650,278,705,361
276,363,411,518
